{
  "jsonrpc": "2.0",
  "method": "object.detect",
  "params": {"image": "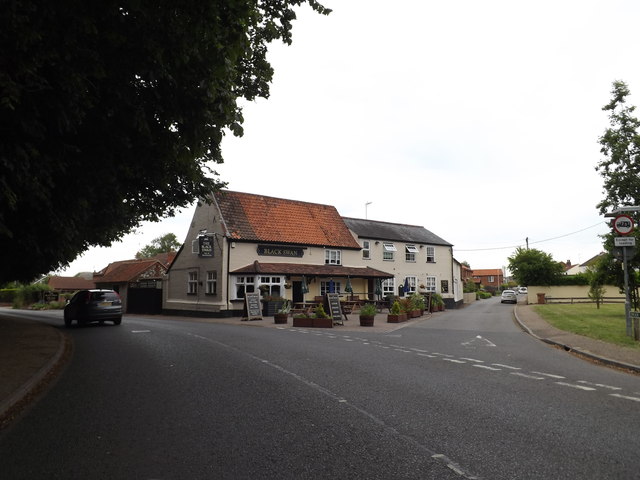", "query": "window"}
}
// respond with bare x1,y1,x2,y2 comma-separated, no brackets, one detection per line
187,271,198,295
405,244,418,262
259,276,282,297
206,271,217,295
362,240,370,259
424,276,436,292
325,249,342,265
321,281,341,295
383,242,396,261
382,278,395,296
191,239,199,254
426,246,435,263
488,276,494,283
441,280,449,293
404,276,417,295
235,276,255,299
